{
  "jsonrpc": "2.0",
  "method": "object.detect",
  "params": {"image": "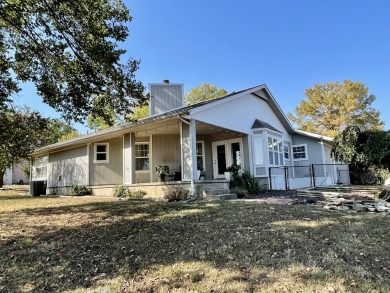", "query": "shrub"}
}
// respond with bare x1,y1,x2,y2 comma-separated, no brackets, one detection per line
229,169,265,197
113,185,147,198
350,165,390,185
71,184,93,196
113,185,129,197
164,185,189,202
